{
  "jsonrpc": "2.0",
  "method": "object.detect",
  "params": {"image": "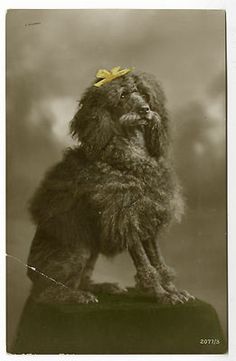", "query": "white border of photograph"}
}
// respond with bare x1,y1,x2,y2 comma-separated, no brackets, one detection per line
1,0,235,360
